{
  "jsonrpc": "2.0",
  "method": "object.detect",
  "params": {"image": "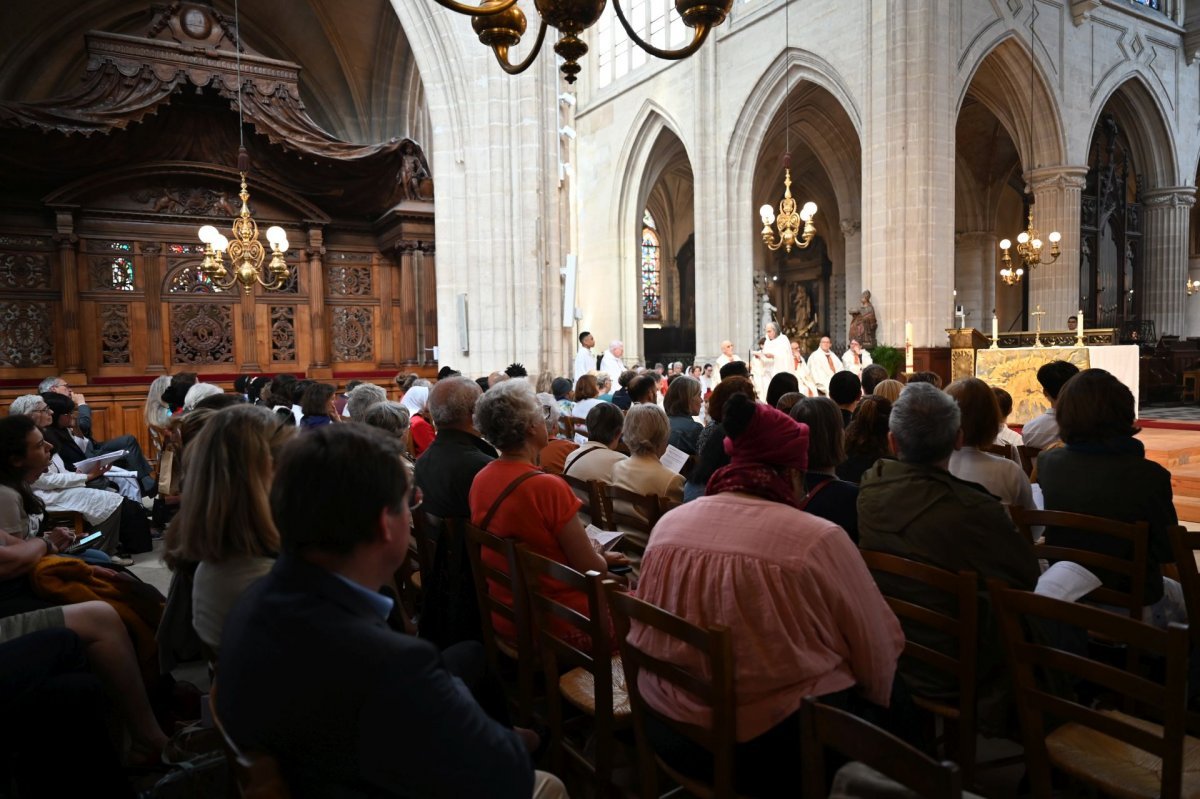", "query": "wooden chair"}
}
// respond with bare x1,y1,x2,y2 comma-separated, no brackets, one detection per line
599,483,666,564
1015,444,1040,478
1010,507,1149,619
147,423,169,472
988,581,1196,799
858,551,980,785
799,697,964,799
210,681,292,798
562,475,607,529
605,582,739,799
1169,525,1200,637
516,549,630,789
464,522,540,724
1182,370,1200,404
43,510,87,538
410,509,437,582
982,443,1011,459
